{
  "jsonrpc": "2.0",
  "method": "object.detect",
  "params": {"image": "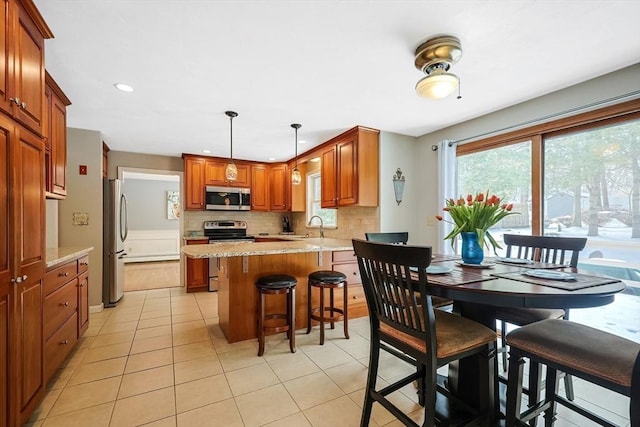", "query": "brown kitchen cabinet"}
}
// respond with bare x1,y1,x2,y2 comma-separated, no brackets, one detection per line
0,113,47,427
185,239,209,292
44,72,71,198
183,155,206,210
205,159,250,188
251,163,269,211
320,126,379,208
0,0,52,137
269,163,289,211
43,253,90,384
330,250,367,318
